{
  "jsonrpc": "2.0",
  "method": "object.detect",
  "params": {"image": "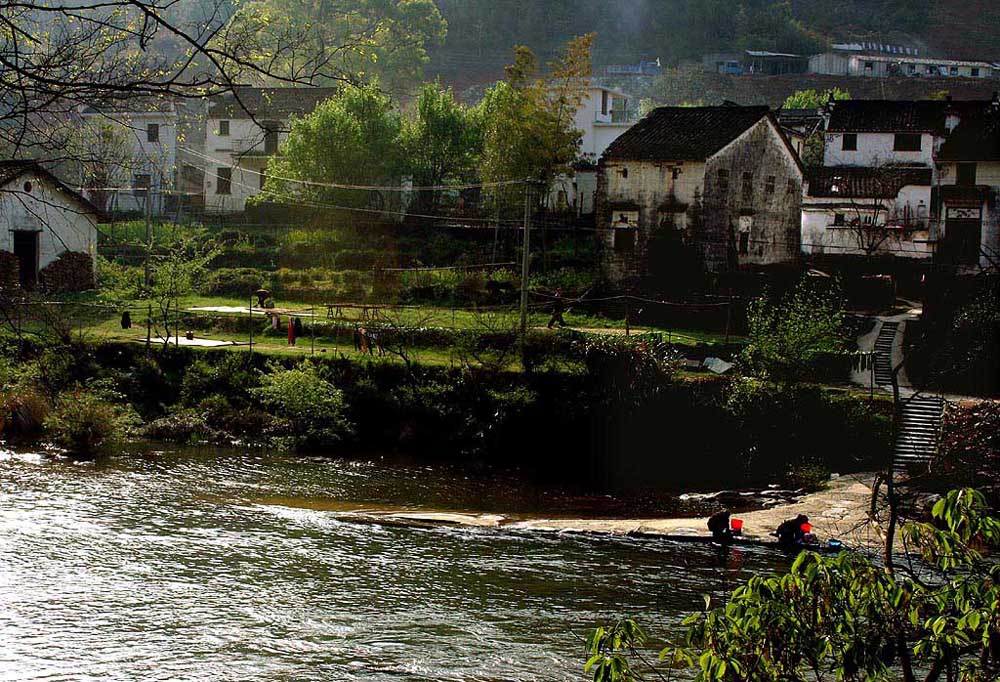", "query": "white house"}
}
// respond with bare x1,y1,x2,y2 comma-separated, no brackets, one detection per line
551,85,637,216
801,167,935,259
0,160,101,289
78,100,179,215
203,87,338,213
805,97,1000,270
